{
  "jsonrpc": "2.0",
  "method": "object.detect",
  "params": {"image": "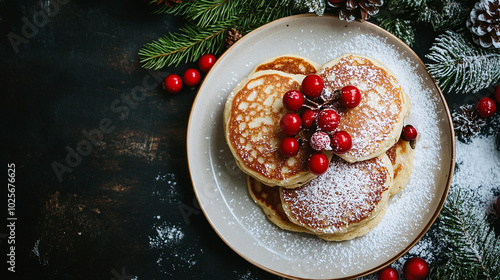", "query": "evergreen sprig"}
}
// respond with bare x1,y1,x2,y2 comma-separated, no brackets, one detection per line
374,0,470,46
431,189,500,280
139,0,300,69
139,23,226,69
425,30,500,94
